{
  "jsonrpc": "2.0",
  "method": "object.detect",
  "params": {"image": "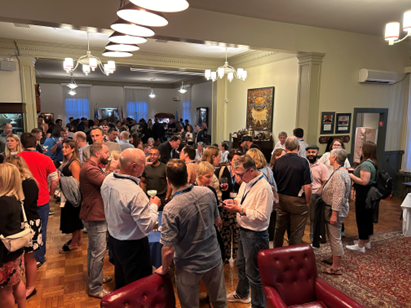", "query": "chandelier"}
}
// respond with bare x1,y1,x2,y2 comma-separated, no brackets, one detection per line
205,48,247,82
67,73,78,96
385,10,411,45
63,32,117,76
178,81,187,94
